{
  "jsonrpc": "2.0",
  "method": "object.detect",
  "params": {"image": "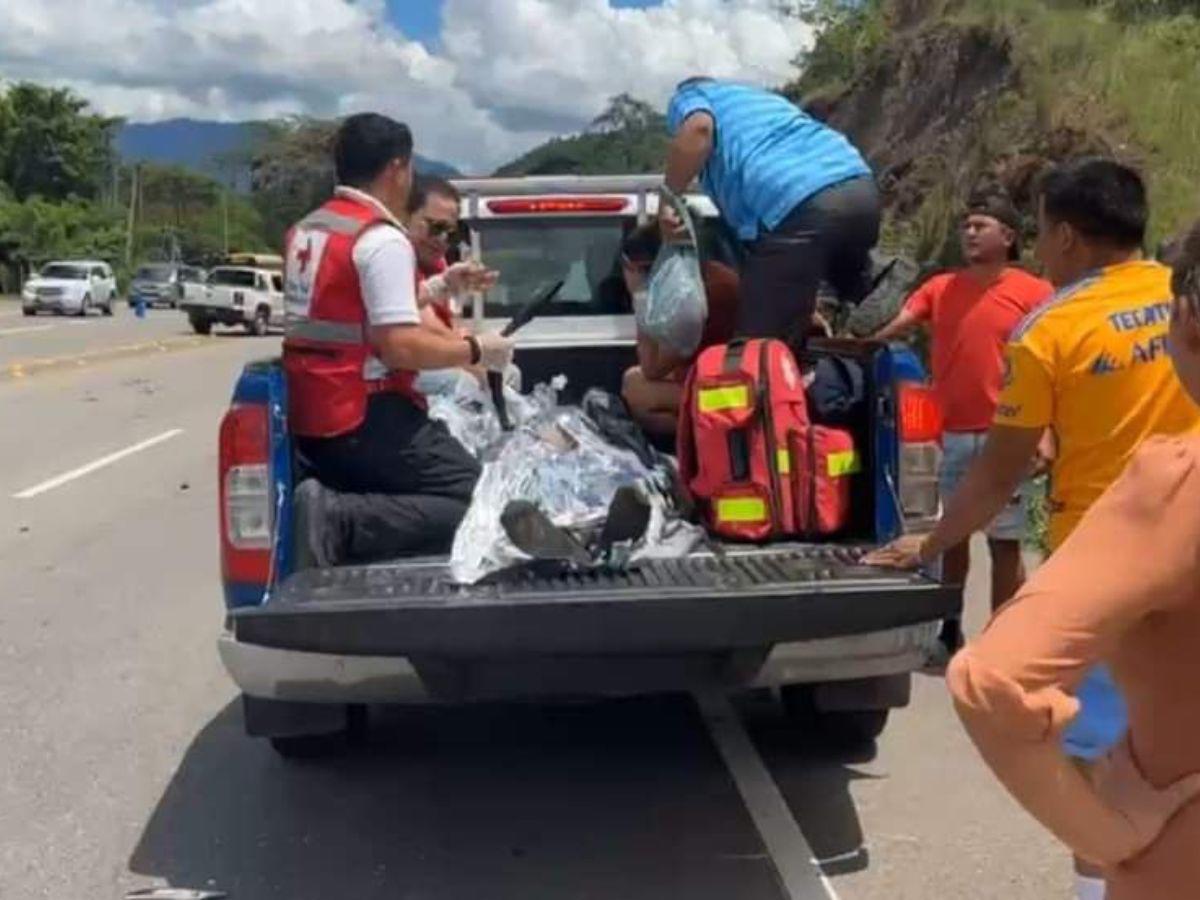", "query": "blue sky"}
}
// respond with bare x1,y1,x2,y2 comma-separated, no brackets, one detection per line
387,0,664,43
